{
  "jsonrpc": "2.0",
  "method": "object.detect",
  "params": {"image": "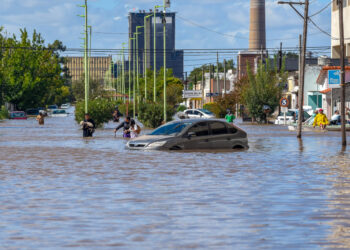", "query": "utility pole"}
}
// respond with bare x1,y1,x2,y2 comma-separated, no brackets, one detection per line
338,0,347,146
278,0,309,139
209,64,212,102
202,66,205,108
279,42,283,72
223,59,226,96
216,52,219,97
